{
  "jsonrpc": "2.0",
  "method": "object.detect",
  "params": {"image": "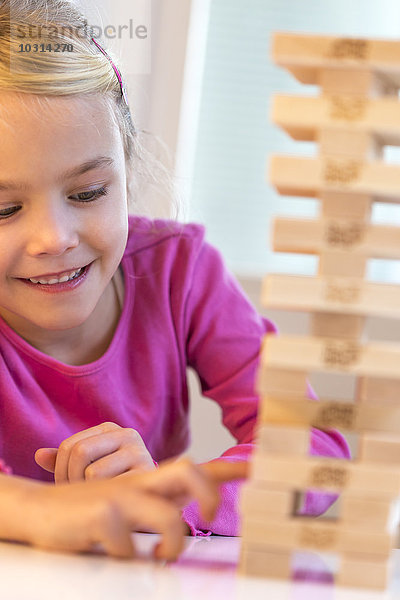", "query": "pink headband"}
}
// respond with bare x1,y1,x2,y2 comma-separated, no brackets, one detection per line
91,37,129,108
